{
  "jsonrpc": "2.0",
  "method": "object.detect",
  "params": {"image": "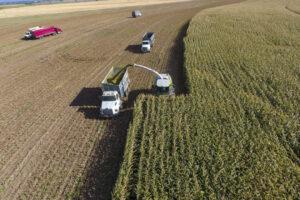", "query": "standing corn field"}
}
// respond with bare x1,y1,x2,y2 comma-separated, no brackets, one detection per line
113,0,300,199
